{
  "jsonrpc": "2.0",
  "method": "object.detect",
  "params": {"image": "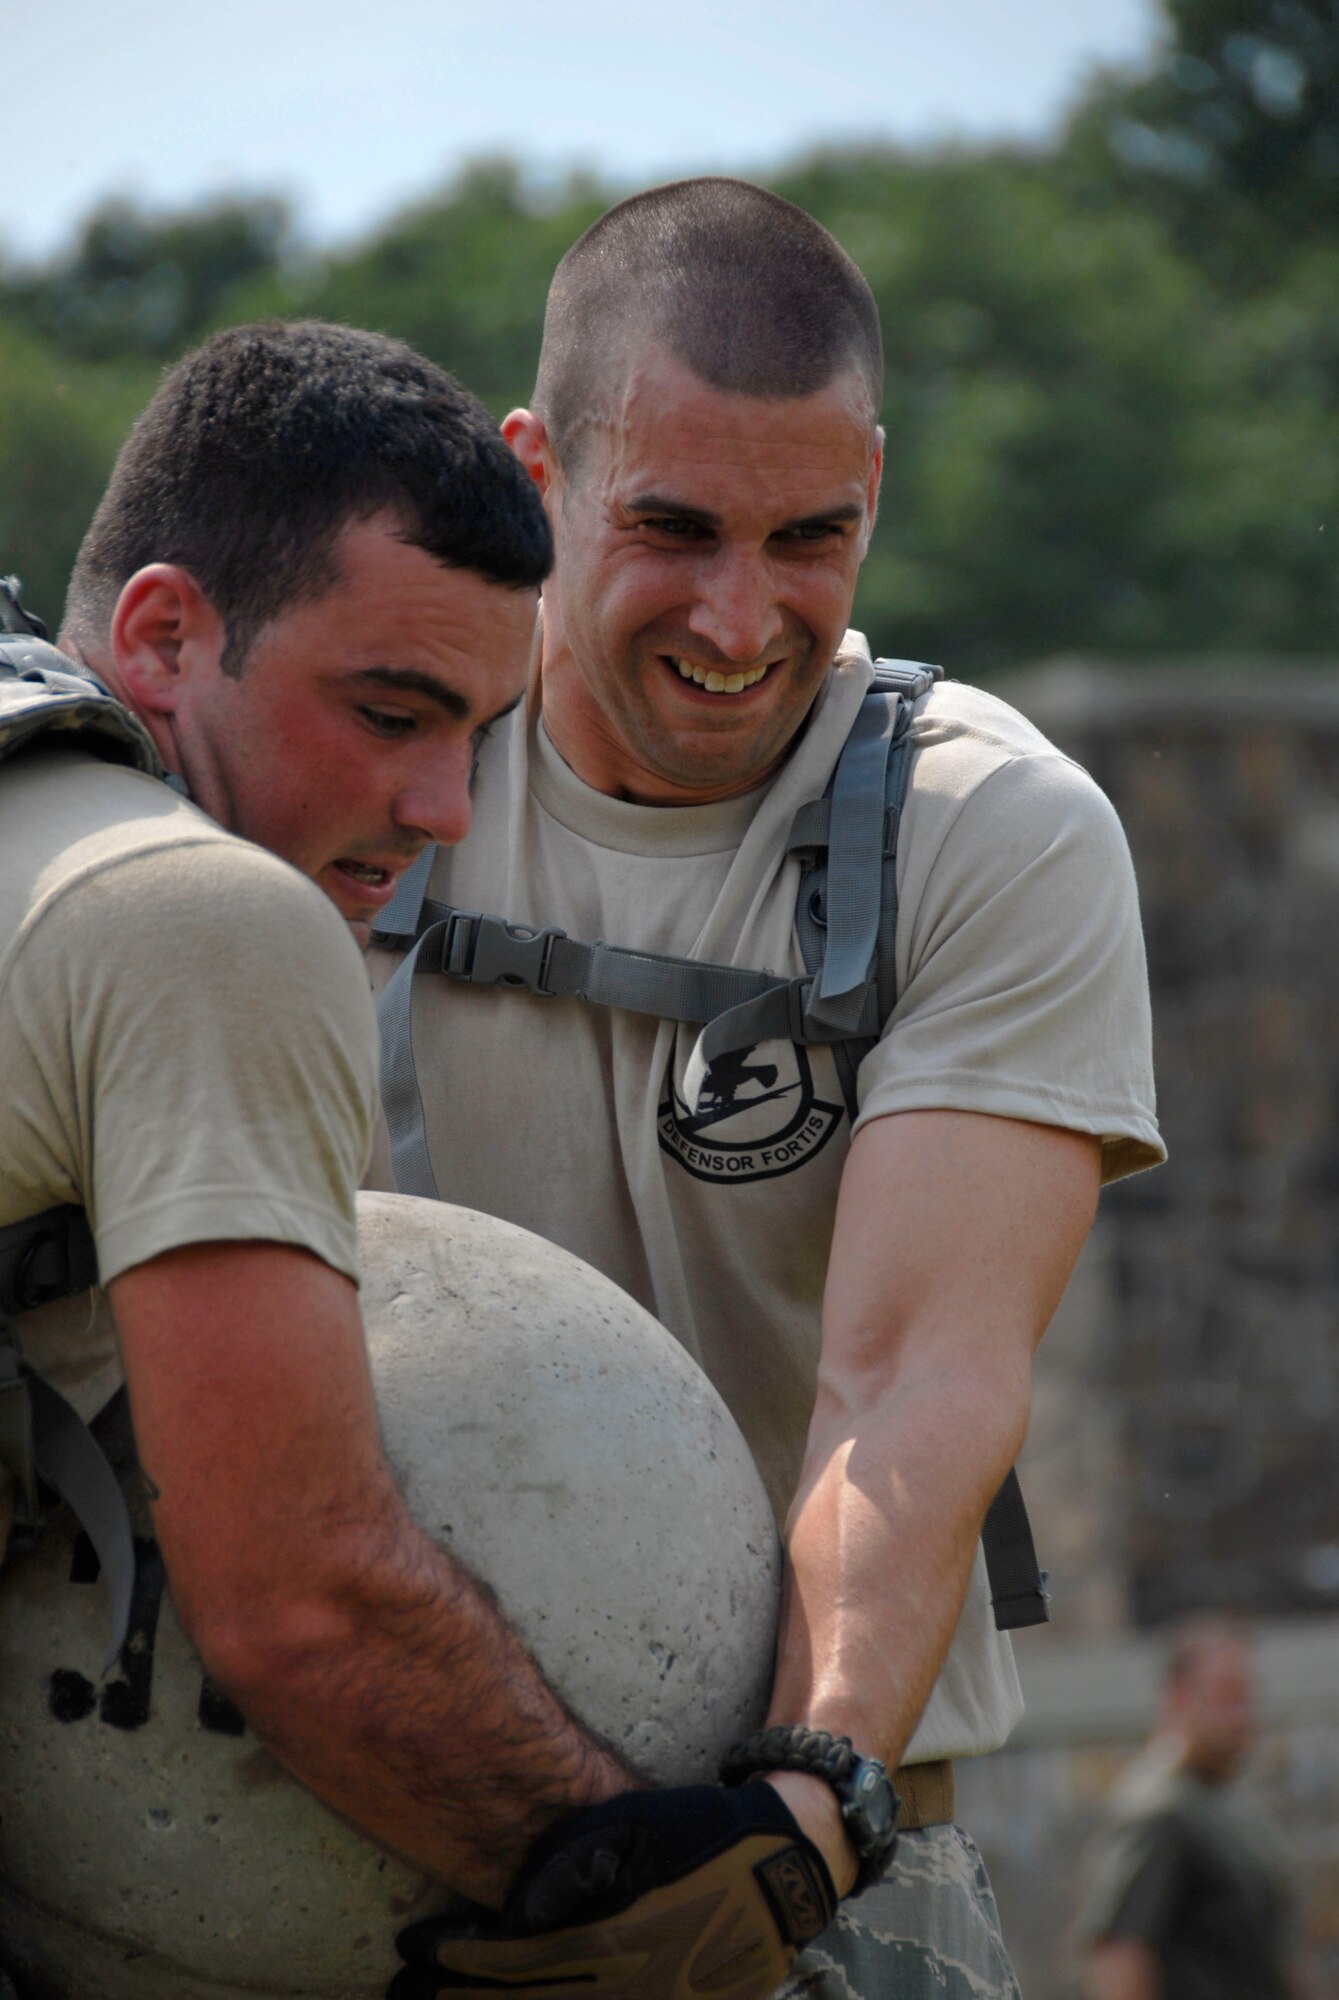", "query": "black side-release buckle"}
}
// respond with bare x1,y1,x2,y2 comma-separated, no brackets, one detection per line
443,911,566,996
